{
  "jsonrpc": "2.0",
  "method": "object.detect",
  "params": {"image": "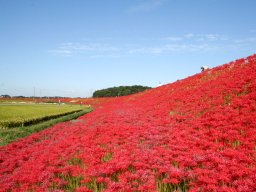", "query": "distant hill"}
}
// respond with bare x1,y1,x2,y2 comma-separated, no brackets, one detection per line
92,85,151,98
